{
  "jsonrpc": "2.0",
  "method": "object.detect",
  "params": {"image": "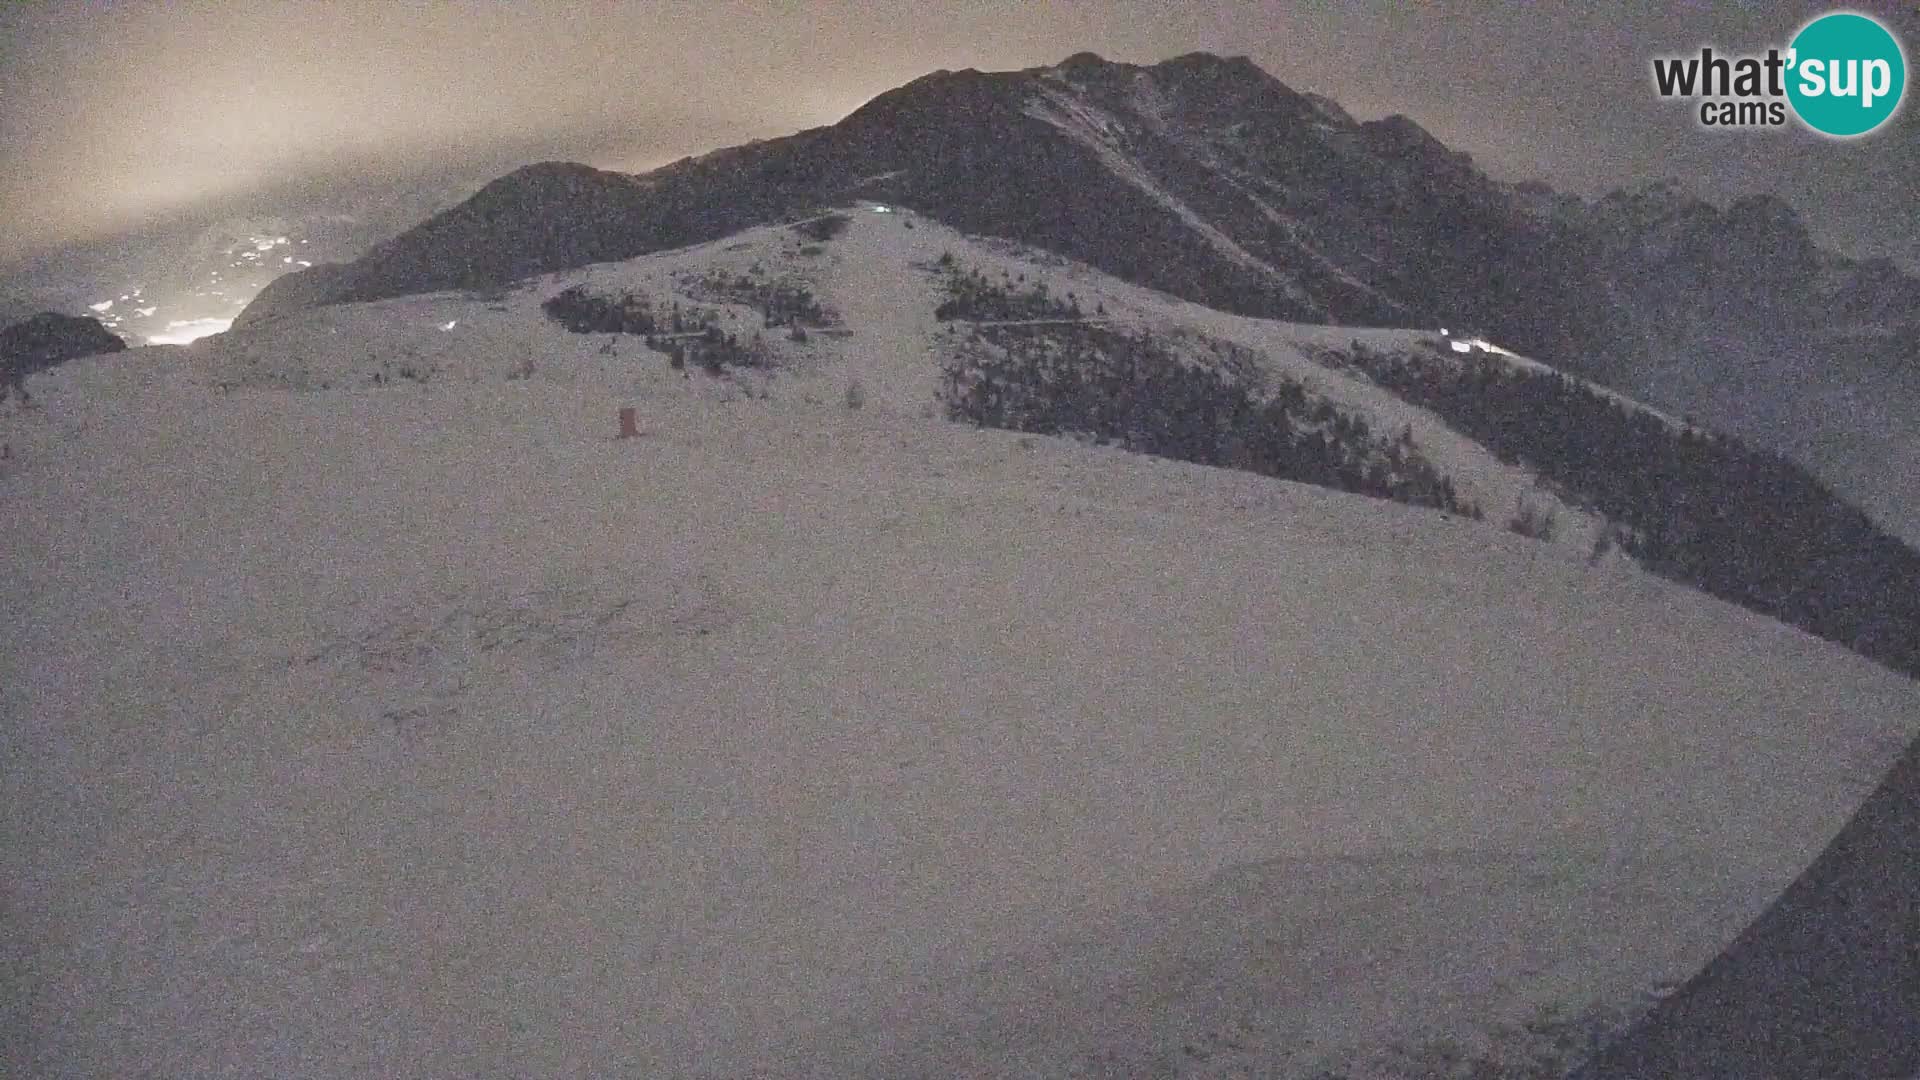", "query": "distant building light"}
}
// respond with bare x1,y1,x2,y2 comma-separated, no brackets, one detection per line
1449,339,1472,353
